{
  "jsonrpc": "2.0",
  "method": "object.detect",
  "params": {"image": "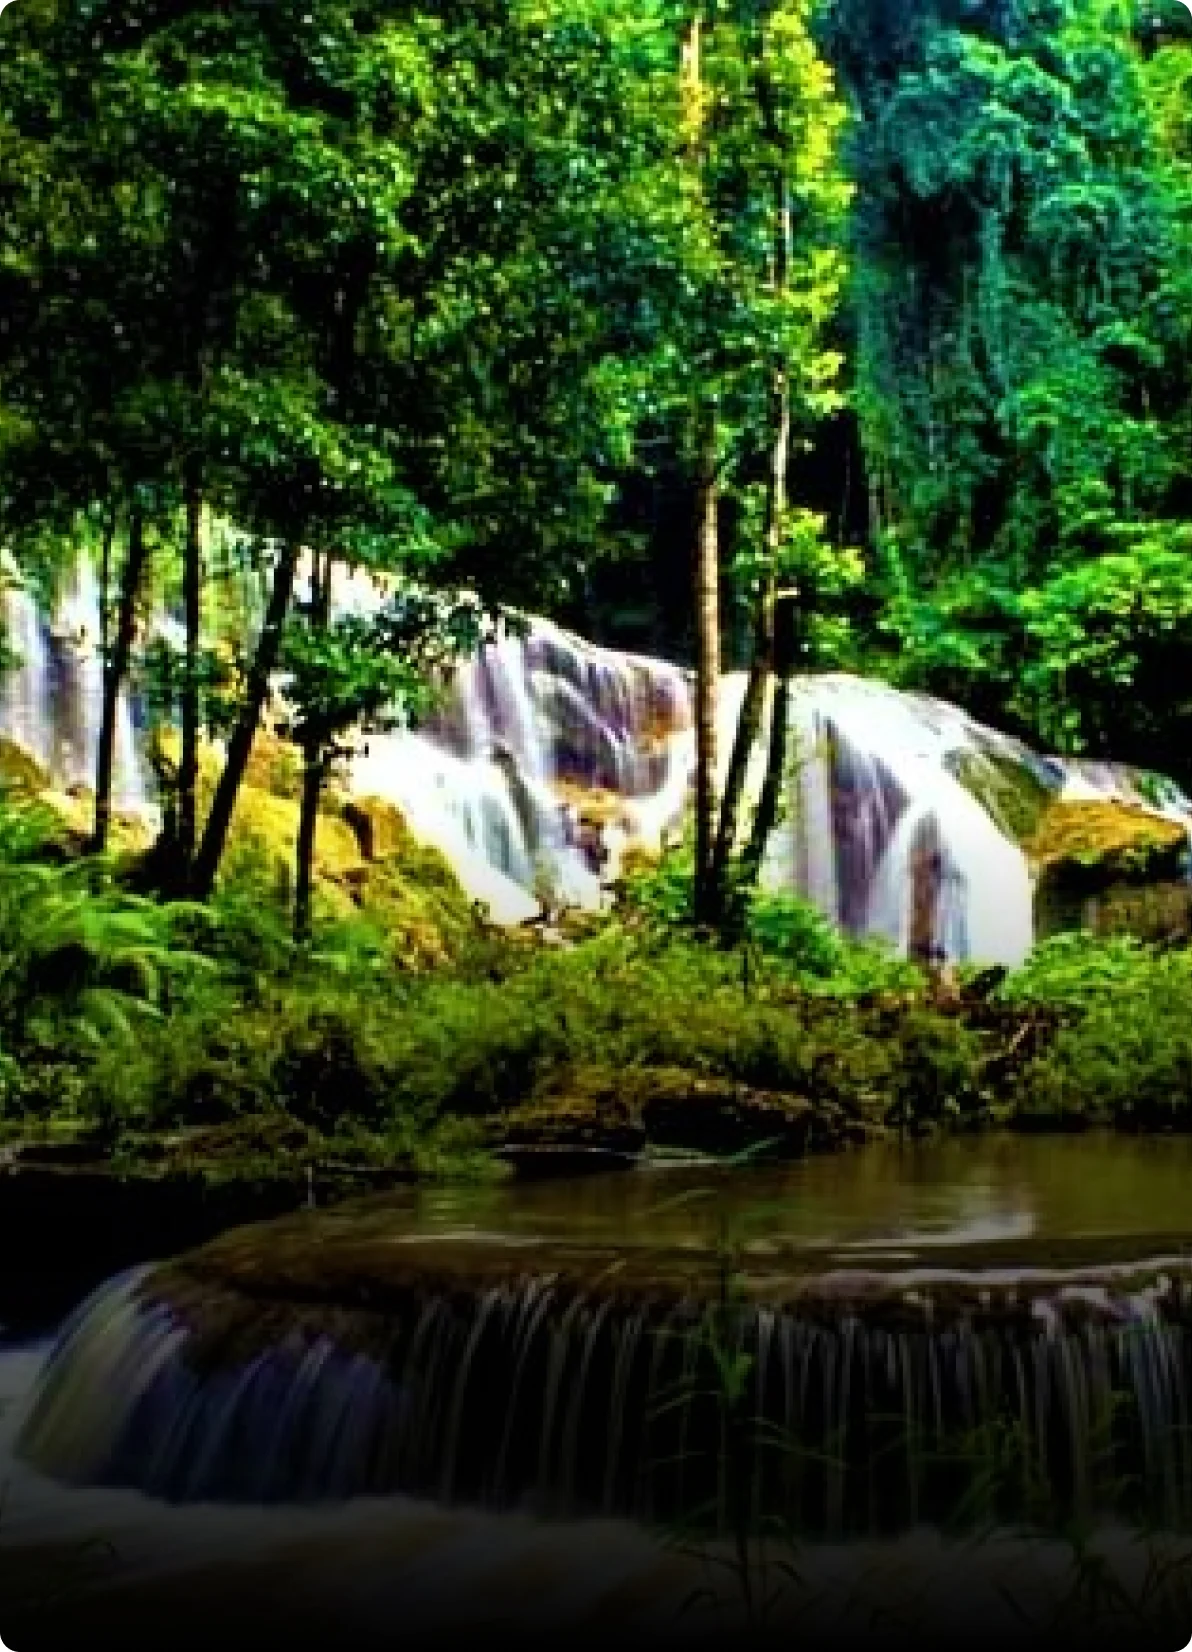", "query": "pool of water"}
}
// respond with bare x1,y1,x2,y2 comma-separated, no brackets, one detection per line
382,1132,1192,1266
8,1133,1192,1650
